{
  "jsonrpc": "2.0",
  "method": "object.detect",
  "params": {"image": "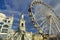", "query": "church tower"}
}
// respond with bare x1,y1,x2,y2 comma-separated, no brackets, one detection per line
19,13,26,34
